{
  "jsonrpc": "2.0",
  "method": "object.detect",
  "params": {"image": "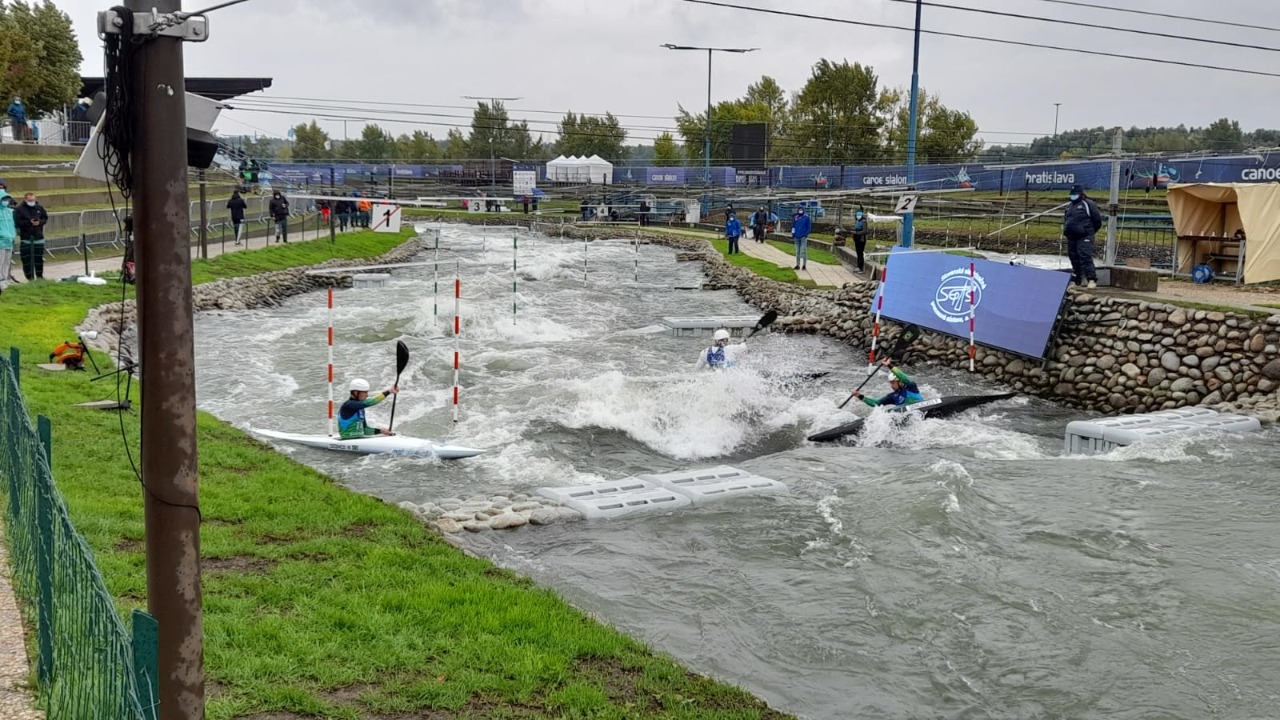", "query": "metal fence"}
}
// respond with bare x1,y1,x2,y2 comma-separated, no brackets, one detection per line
0,348,155,720
43,195,323,256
